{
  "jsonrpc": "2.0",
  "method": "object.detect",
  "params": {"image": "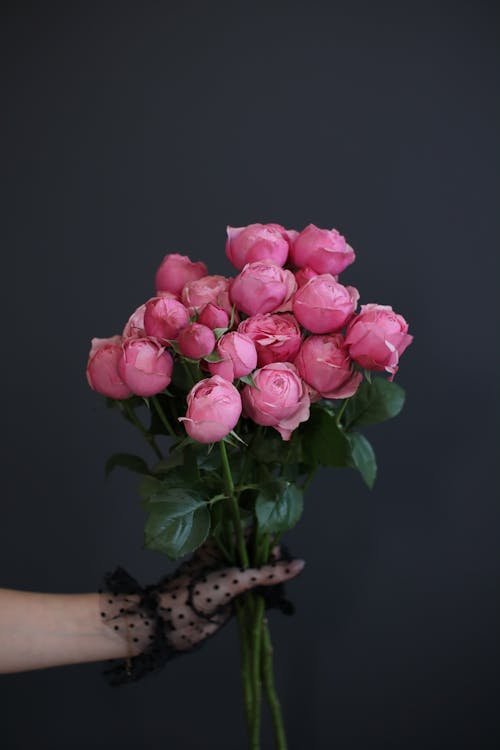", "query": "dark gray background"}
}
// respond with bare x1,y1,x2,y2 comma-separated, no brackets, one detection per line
1,1,499,748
